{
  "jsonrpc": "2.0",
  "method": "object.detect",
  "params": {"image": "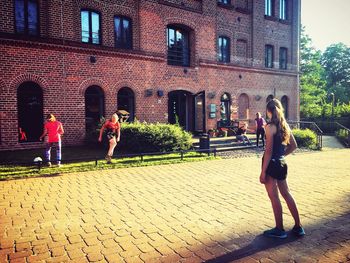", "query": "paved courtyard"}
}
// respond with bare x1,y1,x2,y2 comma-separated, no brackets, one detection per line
0,146,349,262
